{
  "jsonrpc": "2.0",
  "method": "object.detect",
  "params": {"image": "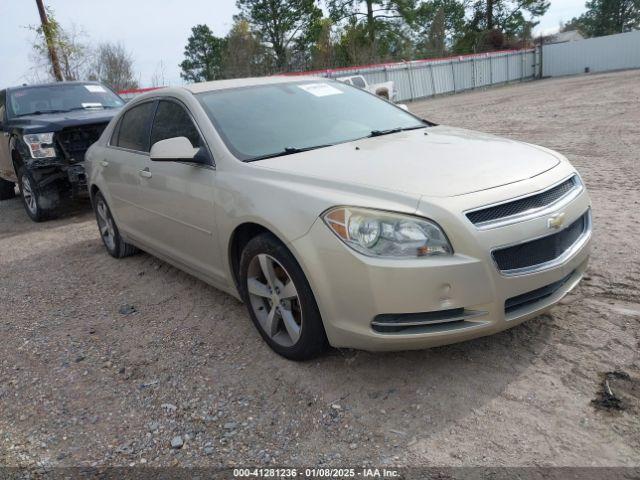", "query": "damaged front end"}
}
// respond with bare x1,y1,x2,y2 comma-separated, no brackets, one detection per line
21,123,109,197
